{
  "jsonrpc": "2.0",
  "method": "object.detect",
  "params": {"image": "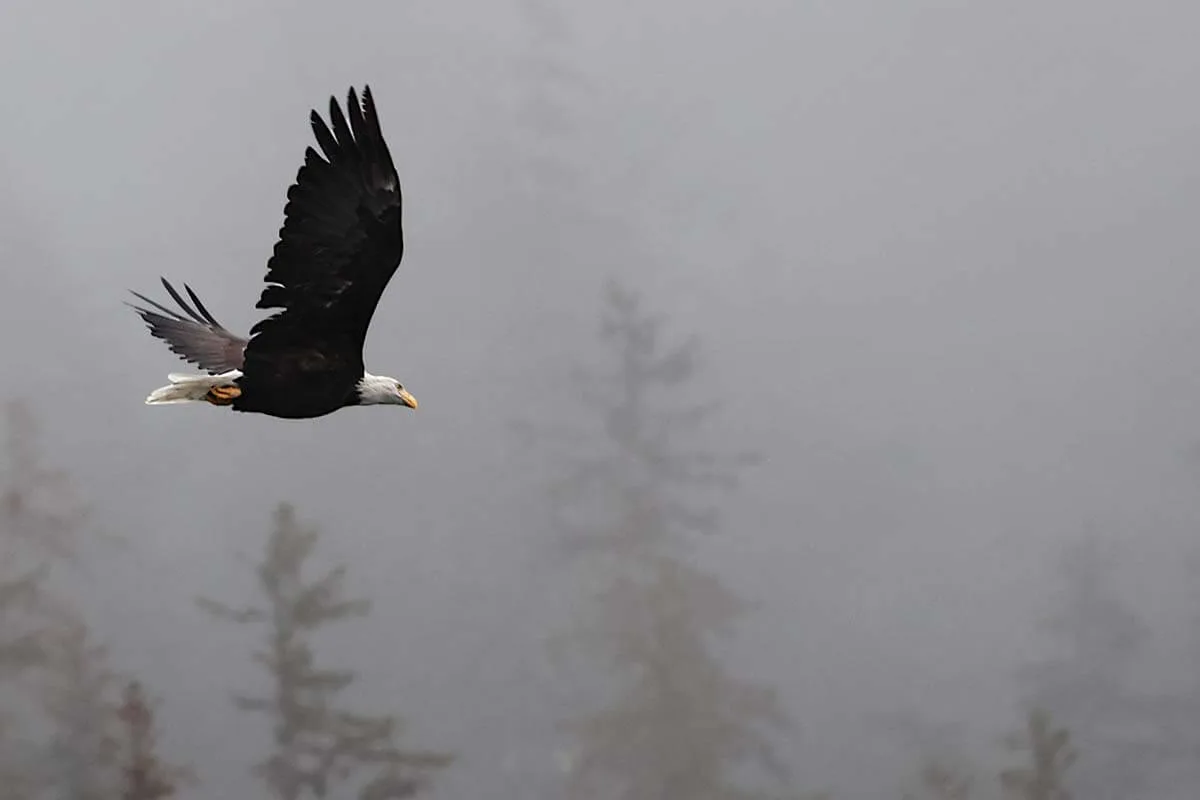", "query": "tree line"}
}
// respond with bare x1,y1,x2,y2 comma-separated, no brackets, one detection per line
2,280,1191,799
